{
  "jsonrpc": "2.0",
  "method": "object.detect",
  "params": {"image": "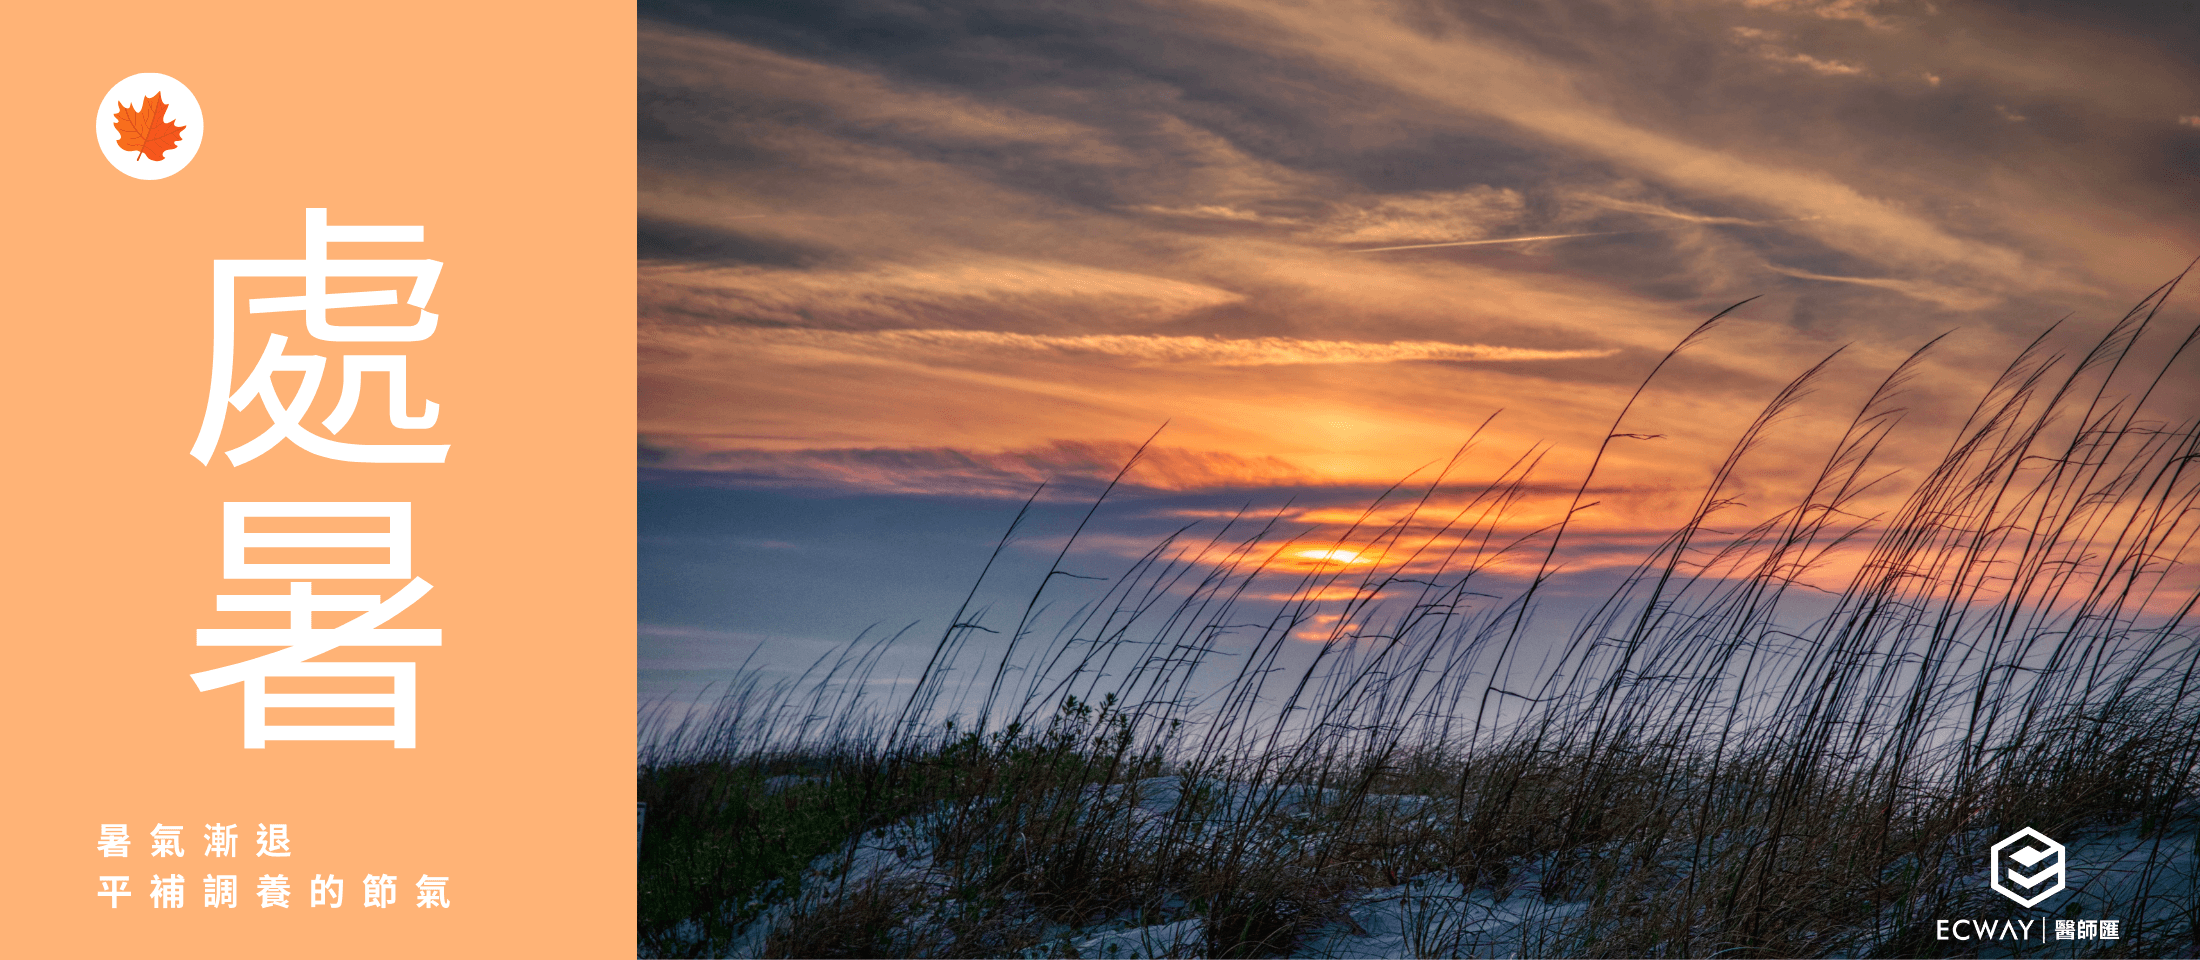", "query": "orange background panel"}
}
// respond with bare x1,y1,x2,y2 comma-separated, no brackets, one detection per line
0,3,636,956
